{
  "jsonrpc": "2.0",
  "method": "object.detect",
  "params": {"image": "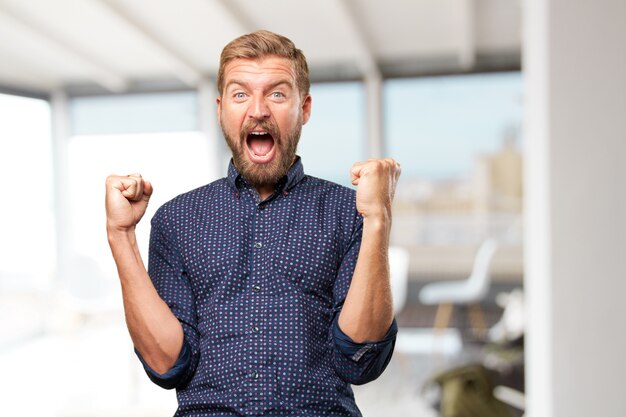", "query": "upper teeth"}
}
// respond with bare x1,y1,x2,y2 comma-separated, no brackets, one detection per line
250,132,267,135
